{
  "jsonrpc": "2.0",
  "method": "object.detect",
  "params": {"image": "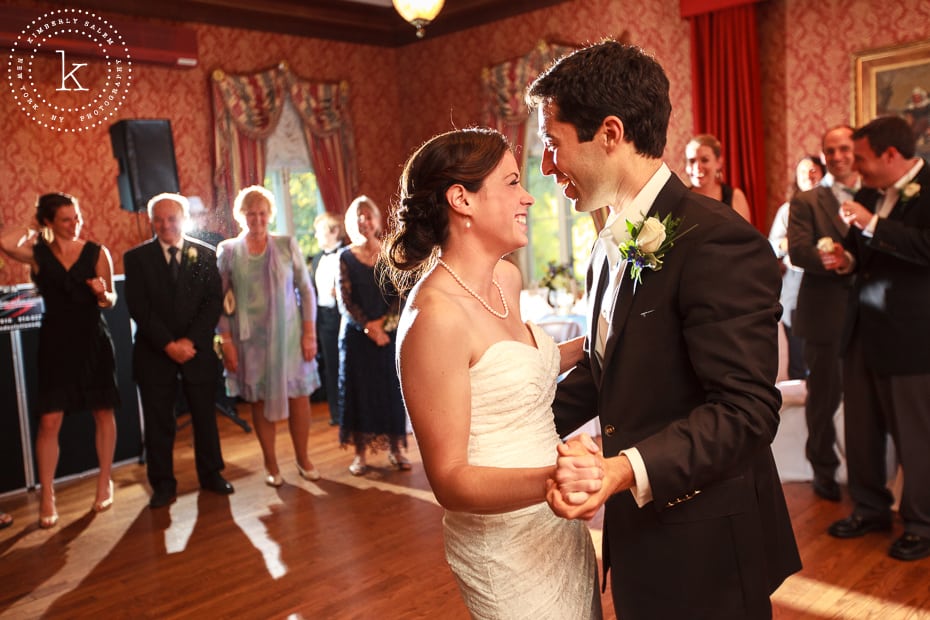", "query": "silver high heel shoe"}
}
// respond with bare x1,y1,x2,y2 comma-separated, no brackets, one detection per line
297,463,321,481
